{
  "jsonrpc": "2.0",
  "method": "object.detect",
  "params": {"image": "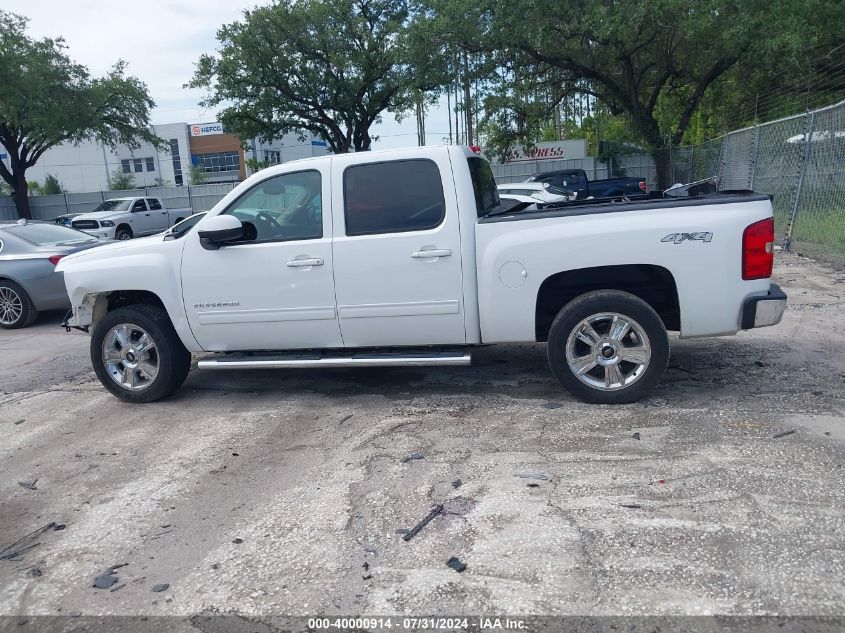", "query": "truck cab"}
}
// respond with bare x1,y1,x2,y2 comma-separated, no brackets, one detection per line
71,197,193,240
